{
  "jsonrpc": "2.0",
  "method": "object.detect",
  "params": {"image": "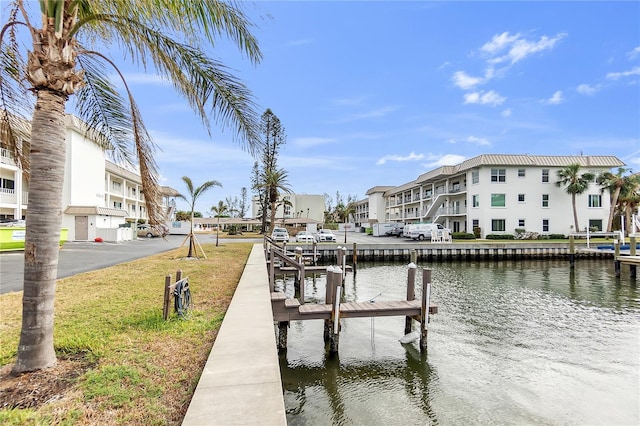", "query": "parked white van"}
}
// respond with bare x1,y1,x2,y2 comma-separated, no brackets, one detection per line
406,223,448,241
